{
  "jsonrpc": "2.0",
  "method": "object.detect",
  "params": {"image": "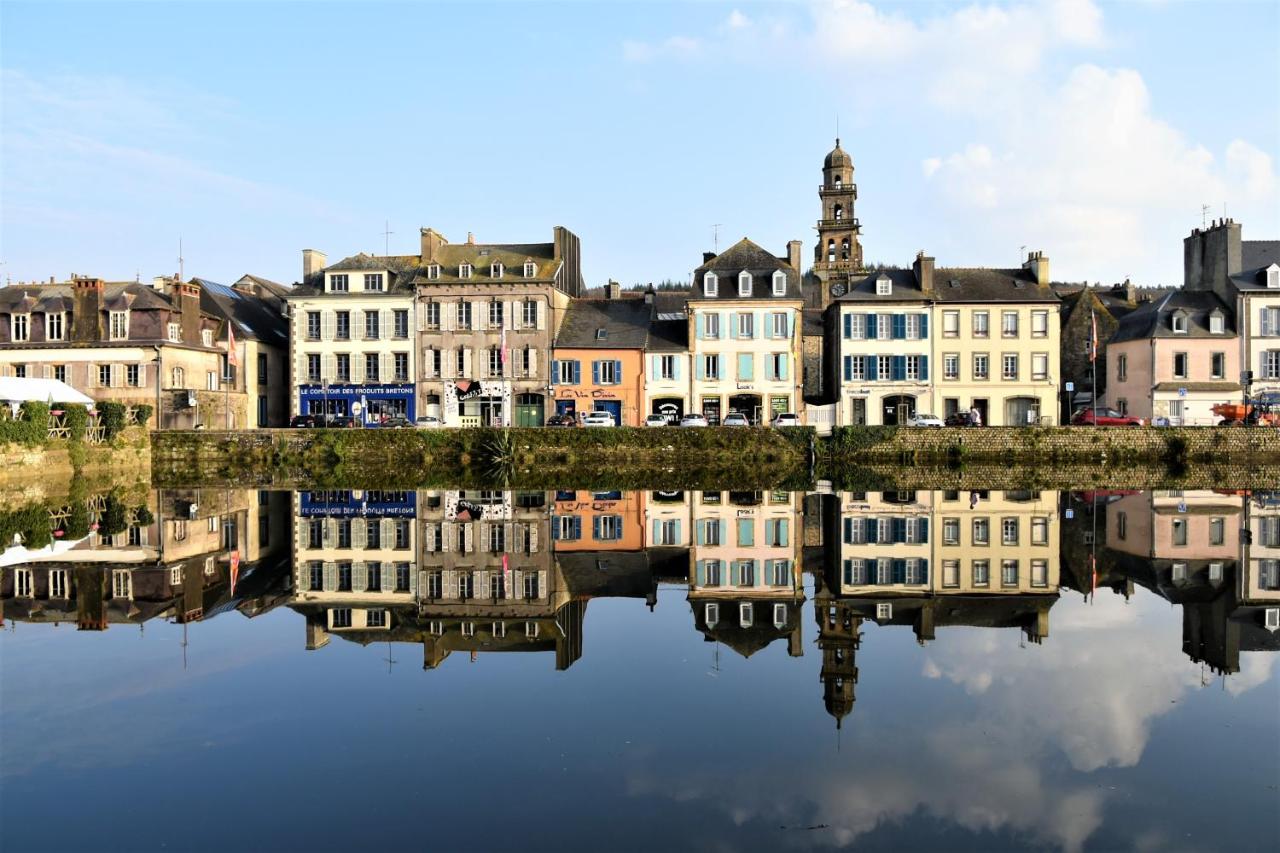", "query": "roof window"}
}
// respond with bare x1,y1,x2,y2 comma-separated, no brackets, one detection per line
704,272,718,298
595,329,607,340
772,270,786,297
1171,311,1188,334
738,271,752,297
875,275,892,296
